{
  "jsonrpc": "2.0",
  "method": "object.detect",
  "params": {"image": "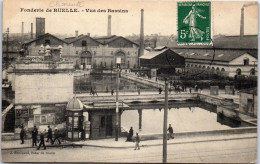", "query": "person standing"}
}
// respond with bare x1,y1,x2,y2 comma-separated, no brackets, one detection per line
32,126,38,147
46,125,53,144
94,88,98,96
37,131,46,150
20,125,25,144
189,87,192,93
111,89,114,95
126,127,134,142
134,133,140,150
53,128,61,145
106,86,109,93
159,87,162,94
167,124,174,140
138,88,141,95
